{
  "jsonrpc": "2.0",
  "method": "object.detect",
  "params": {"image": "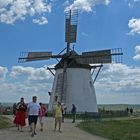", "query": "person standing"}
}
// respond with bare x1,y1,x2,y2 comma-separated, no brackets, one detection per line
130,108,133,115
61,103,67,123
13,97,27,131
27,96,40,137
39,102,46,131
71,104,76,123
12,103,17,116
54,101,62,132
